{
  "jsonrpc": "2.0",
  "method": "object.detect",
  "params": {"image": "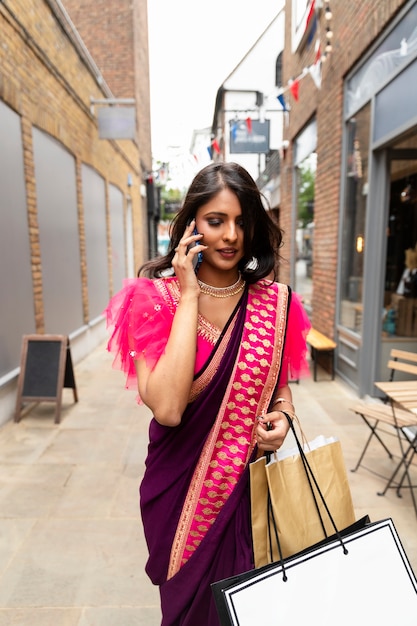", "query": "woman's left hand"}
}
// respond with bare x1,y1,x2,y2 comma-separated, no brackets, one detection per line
255,410,291,451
